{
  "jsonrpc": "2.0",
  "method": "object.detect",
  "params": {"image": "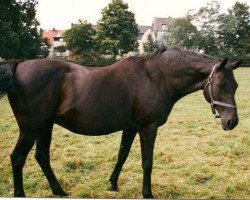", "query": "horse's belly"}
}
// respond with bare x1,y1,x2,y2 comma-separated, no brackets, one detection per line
55,112,134,136
55,90,135,135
